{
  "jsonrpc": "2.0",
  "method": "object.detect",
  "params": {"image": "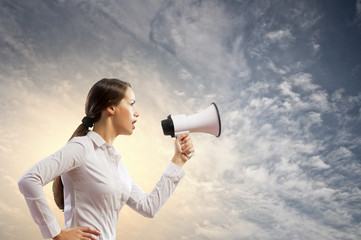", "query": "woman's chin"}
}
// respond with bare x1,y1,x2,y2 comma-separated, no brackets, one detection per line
118,129,134,136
